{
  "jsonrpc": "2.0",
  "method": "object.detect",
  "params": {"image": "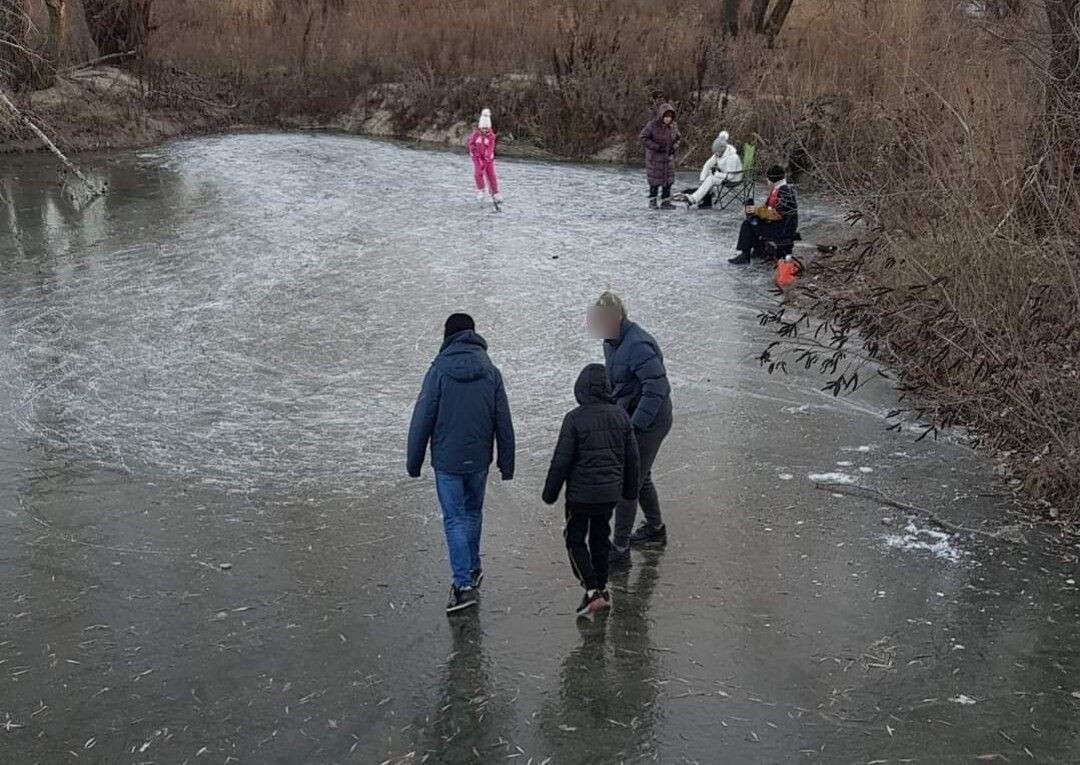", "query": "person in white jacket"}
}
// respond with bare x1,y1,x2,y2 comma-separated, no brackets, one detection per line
681,131,743,208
